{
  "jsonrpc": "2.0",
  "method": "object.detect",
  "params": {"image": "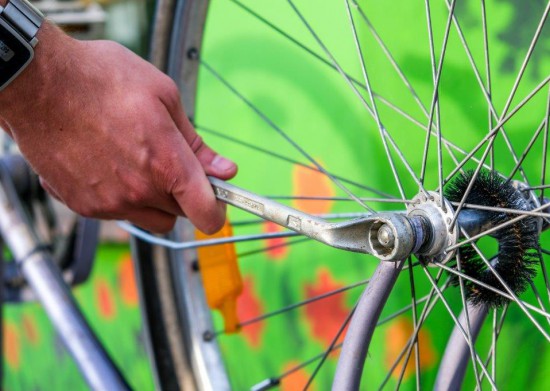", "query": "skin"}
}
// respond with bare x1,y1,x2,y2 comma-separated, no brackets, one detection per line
0,21,237,234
